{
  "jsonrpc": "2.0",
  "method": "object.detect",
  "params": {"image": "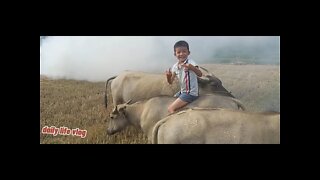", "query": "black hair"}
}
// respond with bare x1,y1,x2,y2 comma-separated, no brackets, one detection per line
174,40,189,51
